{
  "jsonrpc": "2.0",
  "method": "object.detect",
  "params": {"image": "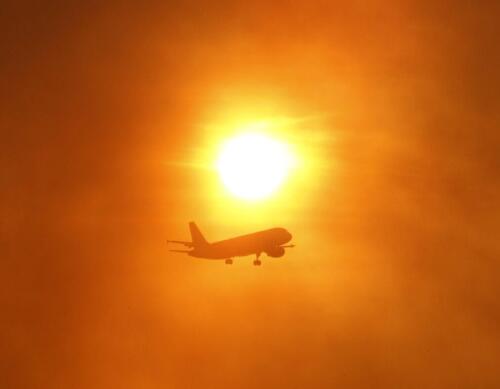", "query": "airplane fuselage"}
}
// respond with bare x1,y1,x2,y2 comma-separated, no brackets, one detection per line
189,227,292,259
